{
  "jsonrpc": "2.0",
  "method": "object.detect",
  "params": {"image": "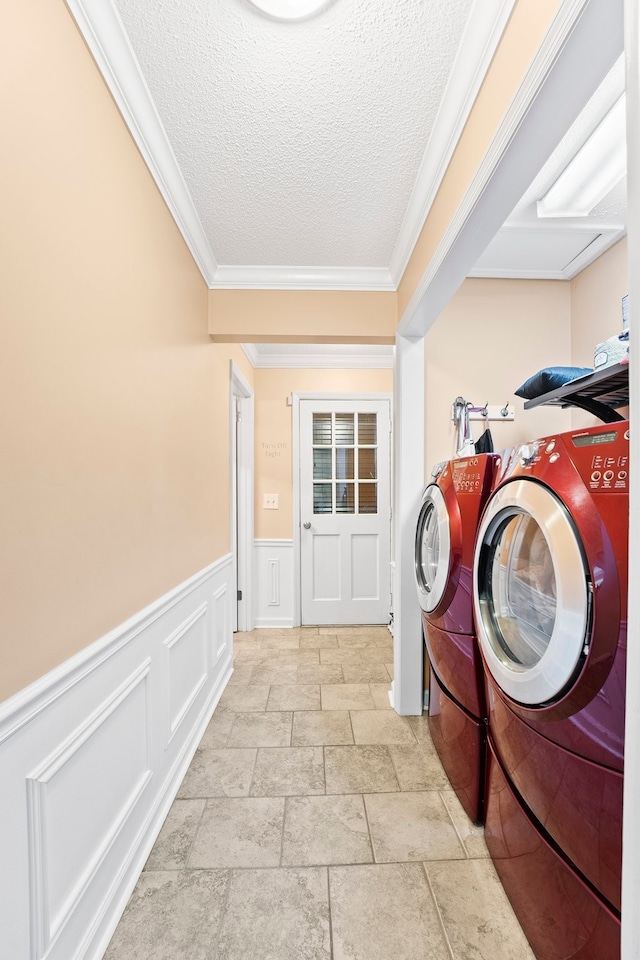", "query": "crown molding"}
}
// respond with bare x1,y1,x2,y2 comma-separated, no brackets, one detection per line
253,352,394,369
240,344,260,367
467,221,626,279
210,265,395,291
240,344,394,368
398,0,624,337
560,224,627,277
66,0,517,293
388,0,519,285
65,0,218,285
